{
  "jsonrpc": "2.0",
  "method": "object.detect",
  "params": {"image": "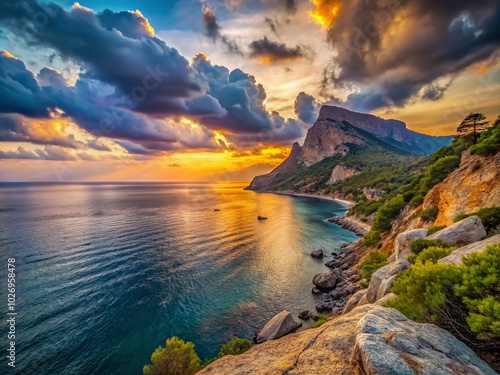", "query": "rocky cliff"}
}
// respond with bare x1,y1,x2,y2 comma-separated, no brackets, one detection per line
248,105,451,191
423,150,500,225
199,305,496,375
